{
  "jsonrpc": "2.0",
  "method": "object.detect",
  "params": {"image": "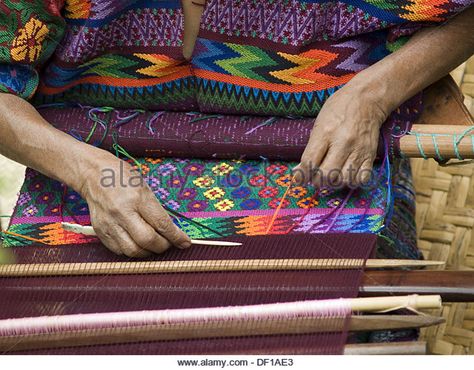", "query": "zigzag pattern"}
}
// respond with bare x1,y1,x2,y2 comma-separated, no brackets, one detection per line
363,0,449,21
399,0,449,21
134,53,188,77
64,0,91,19
193,39,351,85
195,78,343,116
42,54,190,86
36,77,198,109
272,49,339,84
